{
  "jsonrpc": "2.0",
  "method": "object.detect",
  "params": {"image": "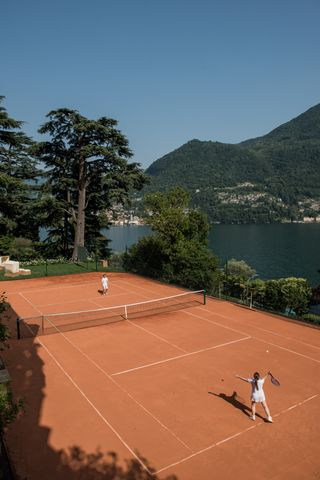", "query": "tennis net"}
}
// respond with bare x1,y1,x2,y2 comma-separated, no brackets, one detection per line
17,289,206,339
